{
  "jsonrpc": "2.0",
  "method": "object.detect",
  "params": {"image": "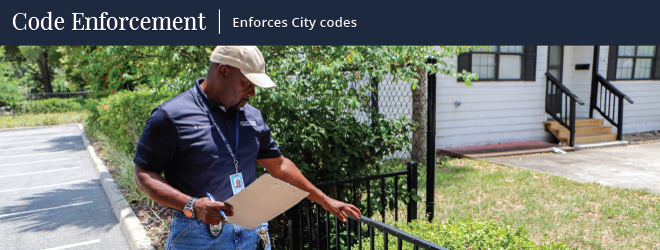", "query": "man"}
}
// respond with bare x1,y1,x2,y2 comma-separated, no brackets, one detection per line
134,46,361,249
